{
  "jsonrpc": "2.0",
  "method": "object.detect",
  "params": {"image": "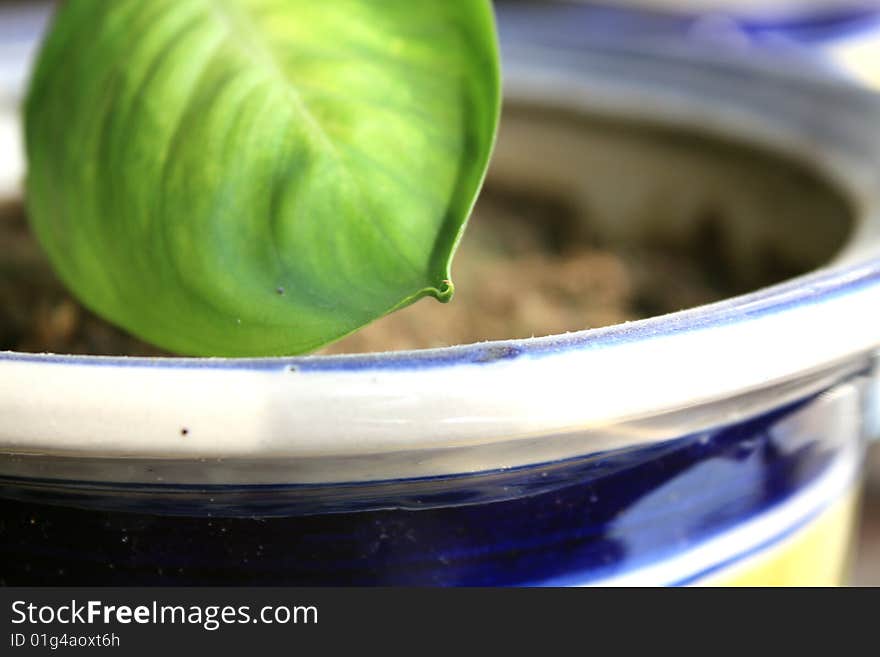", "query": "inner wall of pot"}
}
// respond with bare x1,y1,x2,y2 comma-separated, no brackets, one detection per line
0,102,854,356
